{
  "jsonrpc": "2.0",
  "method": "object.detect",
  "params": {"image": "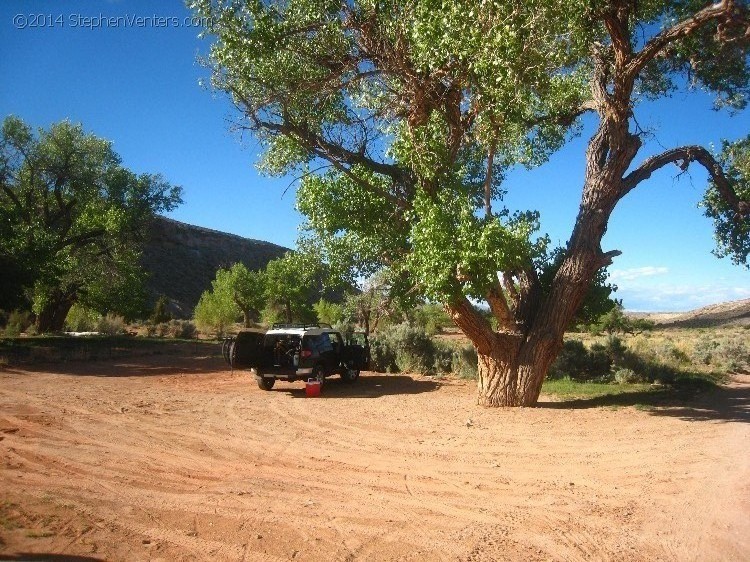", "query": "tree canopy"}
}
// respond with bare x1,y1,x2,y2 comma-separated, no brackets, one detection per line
0,116,182,331
193,0,749,406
